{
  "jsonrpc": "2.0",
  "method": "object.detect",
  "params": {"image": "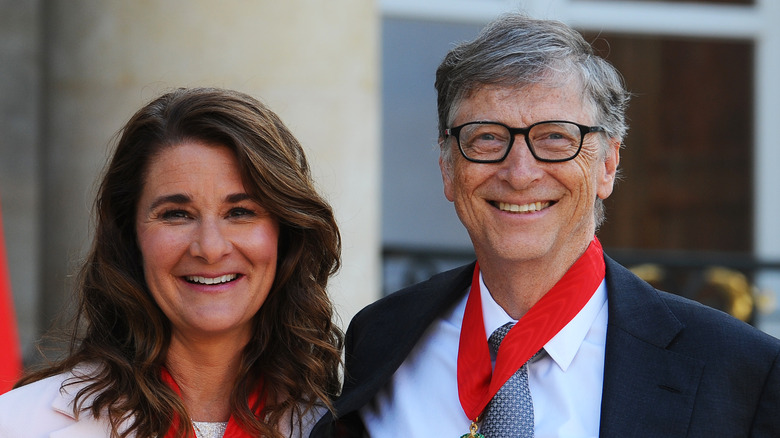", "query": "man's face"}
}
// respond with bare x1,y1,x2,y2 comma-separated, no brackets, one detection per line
439,81,620,268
